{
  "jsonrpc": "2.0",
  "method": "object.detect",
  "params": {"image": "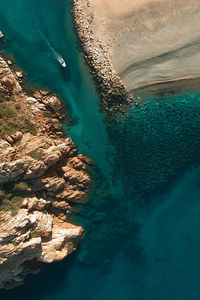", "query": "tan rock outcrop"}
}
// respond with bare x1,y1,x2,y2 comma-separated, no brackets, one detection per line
0,55,92,289
0,56,21,93
0,201,83,289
